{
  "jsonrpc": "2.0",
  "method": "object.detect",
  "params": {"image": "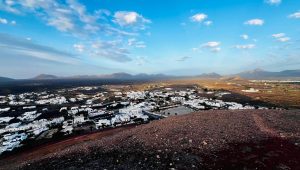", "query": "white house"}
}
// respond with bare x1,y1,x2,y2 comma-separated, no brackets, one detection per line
0,107,10,112
73,115,86,124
